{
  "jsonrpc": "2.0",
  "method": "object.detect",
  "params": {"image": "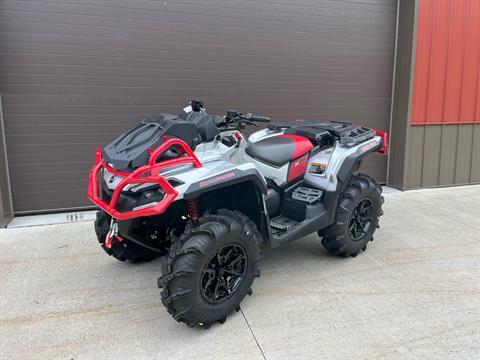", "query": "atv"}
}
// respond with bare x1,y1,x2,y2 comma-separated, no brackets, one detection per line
87,100,387,328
